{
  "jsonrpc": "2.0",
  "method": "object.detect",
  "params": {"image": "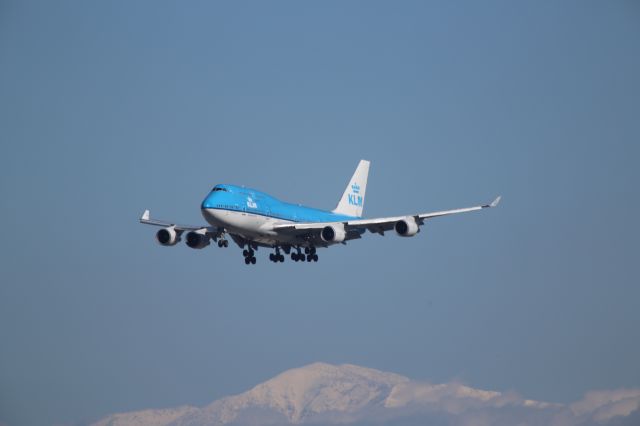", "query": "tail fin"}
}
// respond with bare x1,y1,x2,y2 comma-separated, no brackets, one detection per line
333,160,370,218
